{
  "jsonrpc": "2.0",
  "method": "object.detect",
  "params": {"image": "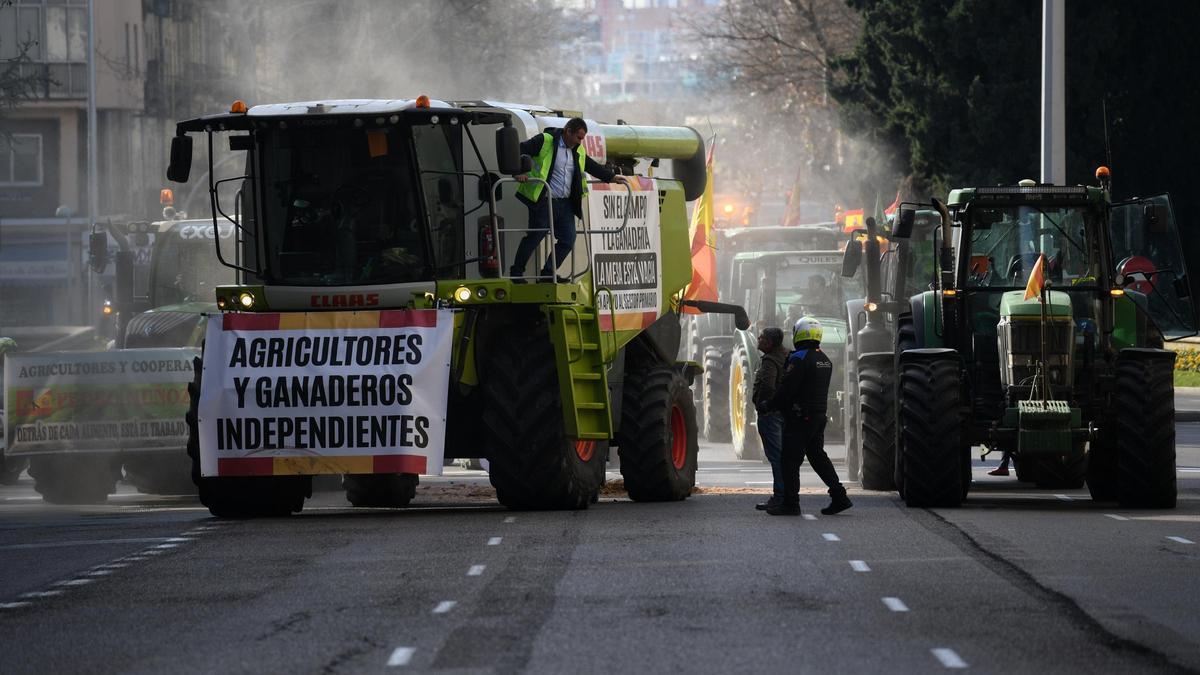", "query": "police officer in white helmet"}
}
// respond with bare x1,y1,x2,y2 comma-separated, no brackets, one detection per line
761,316,852,516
